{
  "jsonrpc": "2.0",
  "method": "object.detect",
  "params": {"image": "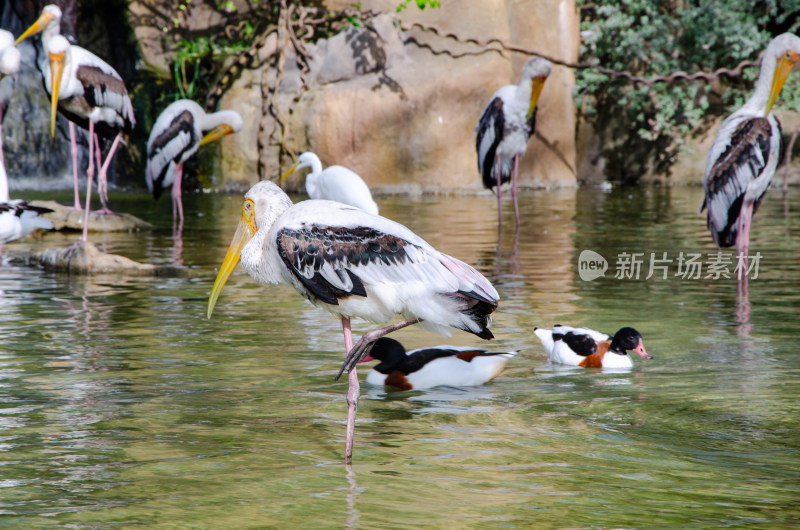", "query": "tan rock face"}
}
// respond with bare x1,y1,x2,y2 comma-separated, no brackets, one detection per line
217,0,580,193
